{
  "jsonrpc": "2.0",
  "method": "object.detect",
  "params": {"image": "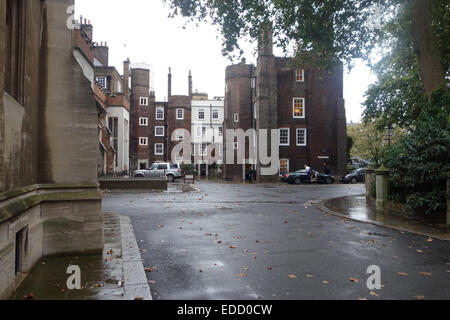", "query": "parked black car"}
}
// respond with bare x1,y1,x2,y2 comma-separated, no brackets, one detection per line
339,168,366,184
282,170,335,185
